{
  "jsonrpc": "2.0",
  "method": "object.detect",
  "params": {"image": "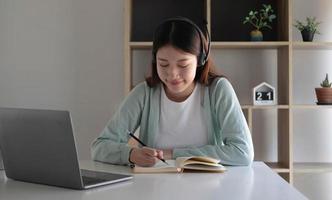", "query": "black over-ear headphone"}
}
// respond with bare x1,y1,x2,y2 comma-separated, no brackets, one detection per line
153,17,211,67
